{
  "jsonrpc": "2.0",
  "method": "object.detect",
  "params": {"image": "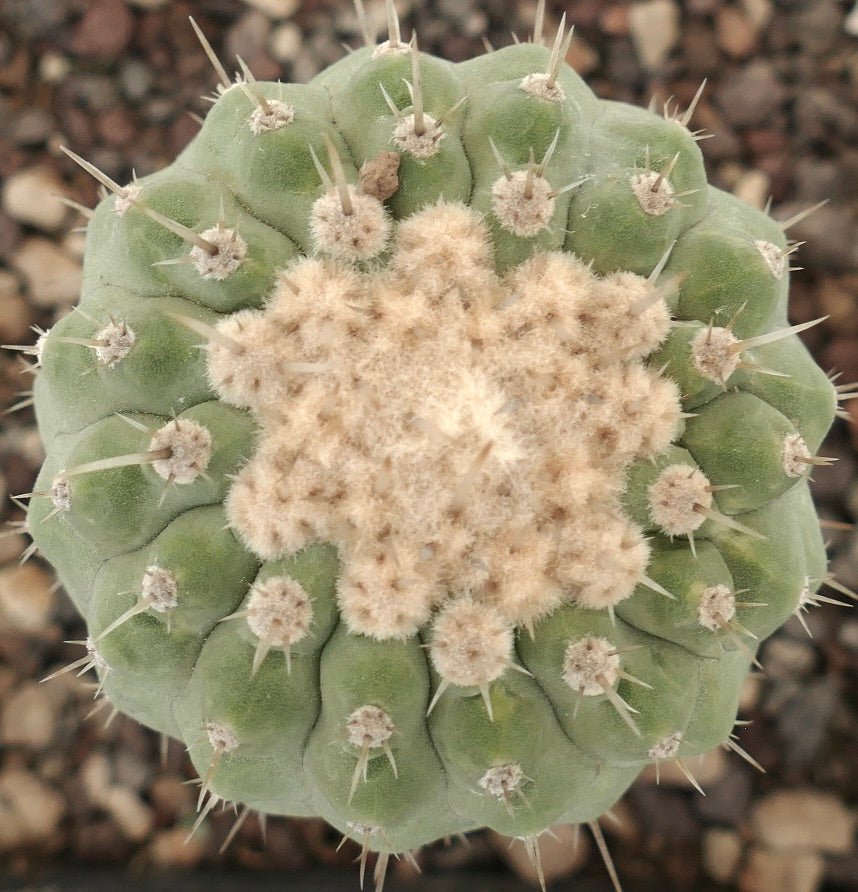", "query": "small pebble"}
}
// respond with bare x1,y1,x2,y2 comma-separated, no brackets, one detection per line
779,202,858,274
0,269,34,345
0,766,65,850
716,6,758,58
226,10,274,62
628,0,680,71
10,107,54,146
786,0,844,55
241,0,300,17
269,23,303,64
740,0,773,31
3,165,70,232
716,60,787,127
81,750,113,805
702,827,744,883
847,0,858,36
9,236,82,307
838,619,858,650
38,50,71,84
739,847,824,892
761,637,817,680
101,785,156,842
68,0,135,60
147,826,207,868
0,562,57,633
118,59,156,104
751,789,855,853
0,680,68,750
